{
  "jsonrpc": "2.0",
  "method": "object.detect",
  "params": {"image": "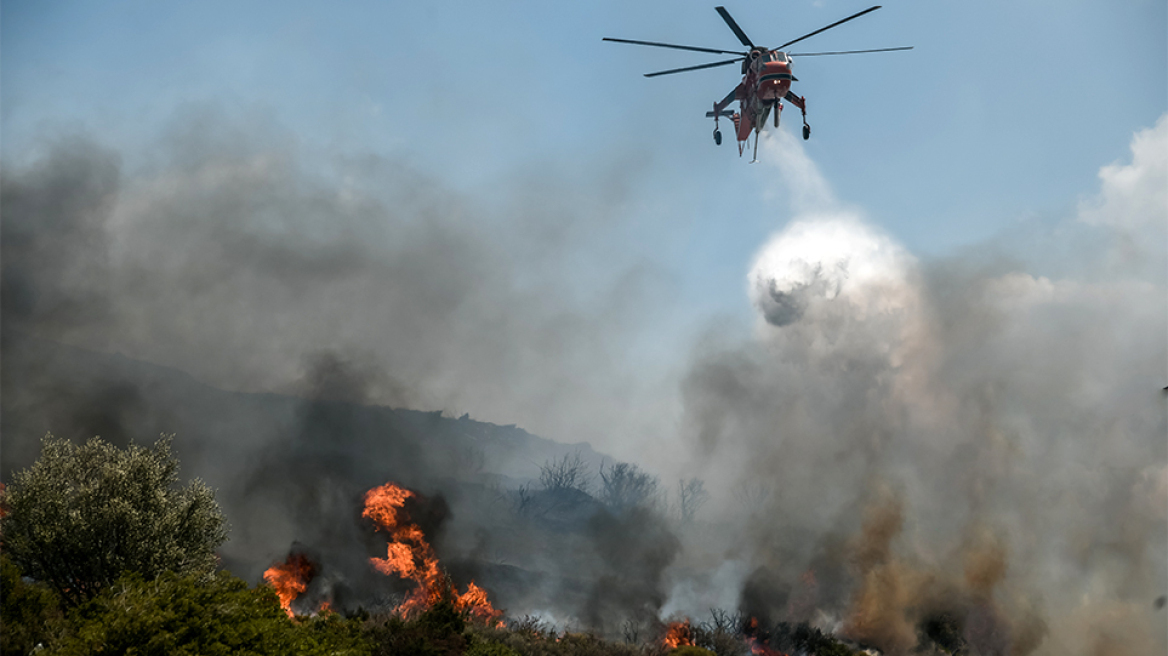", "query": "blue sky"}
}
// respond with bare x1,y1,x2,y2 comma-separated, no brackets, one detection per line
6,1,1164,211
2,0,1165,397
